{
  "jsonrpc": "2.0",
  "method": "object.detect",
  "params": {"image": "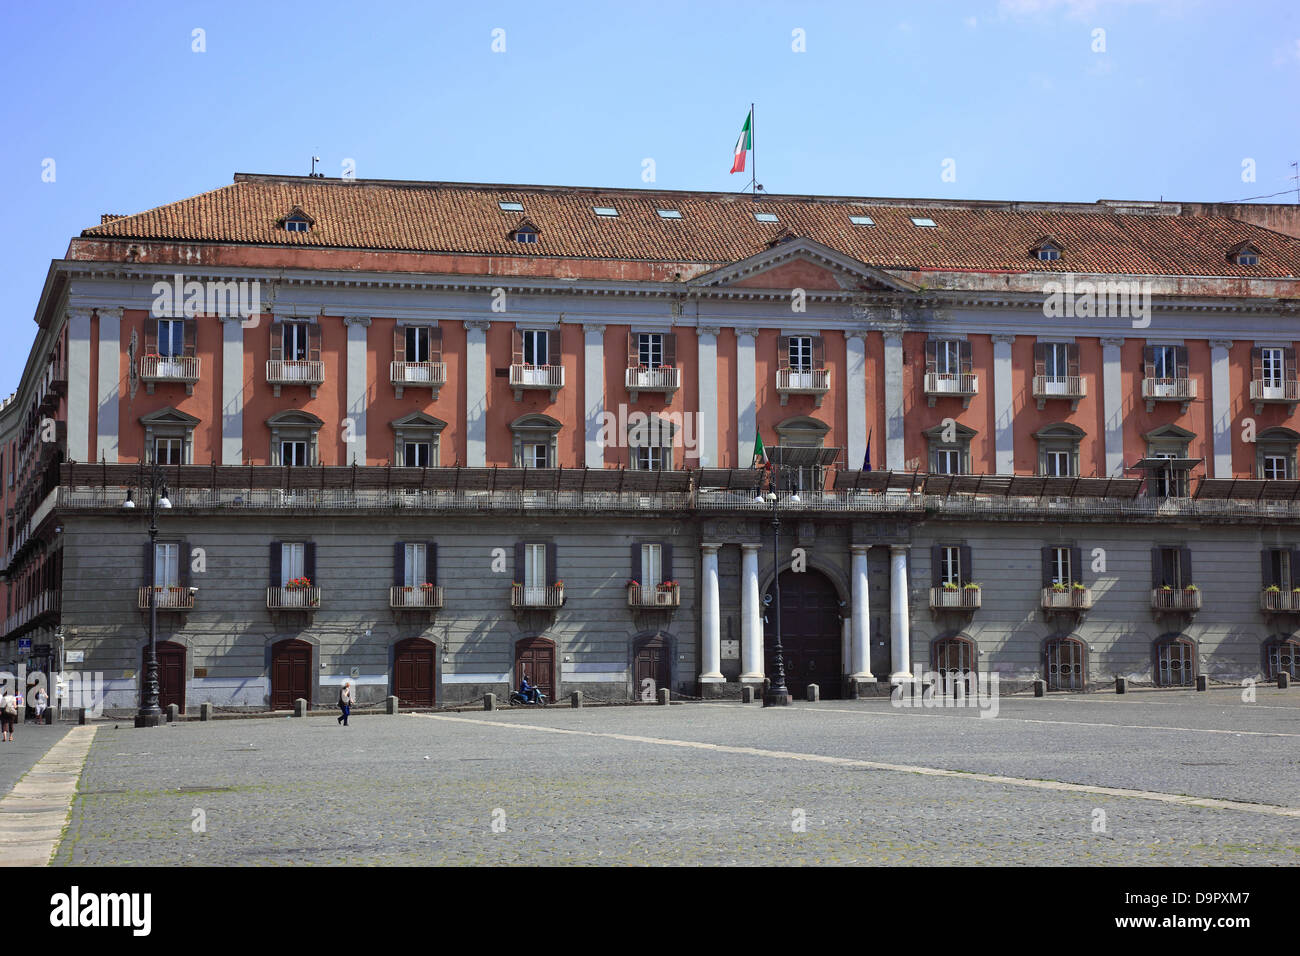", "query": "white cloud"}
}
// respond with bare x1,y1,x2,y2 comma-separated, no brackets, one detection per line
964,15,978,28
